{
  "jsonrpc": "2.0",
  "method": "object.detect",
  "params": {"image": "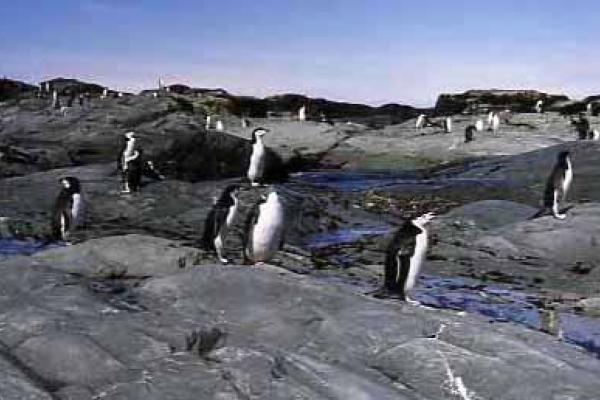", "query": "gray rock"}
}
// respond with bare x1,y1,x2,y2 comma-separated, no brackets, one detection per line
1,236,600,399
